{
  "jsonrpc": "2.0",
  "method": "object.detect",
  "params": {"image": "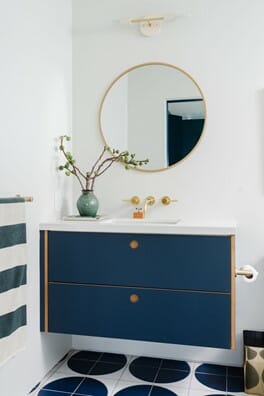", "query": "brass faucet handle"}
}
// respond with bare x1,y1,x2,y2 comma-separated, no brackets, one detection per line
123,195,140,205
161,196,178,206
146,196,156,206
